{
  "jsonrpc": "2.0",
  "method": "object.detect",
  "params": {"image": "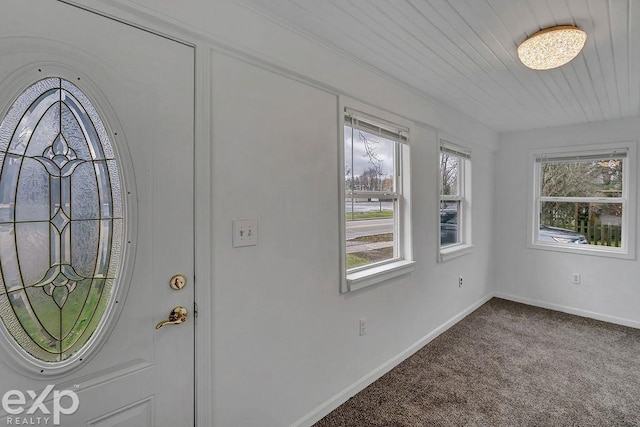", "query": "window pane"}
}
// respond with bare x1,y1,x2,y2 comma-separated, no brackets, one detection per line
344,125,395,193
344,126,353,194
440,201,460,246
344,122,399,271
541,159,623,197
345,198,395,269
538,201,622,247
440,152,459,196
